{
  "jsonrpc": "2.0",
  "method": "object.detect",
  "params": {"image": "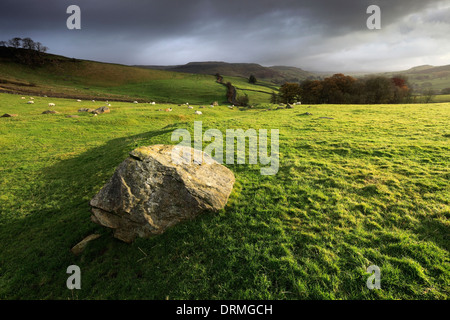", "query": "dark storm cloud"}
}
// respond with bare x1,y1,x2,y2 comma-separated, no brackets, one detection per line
0,0,449,71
